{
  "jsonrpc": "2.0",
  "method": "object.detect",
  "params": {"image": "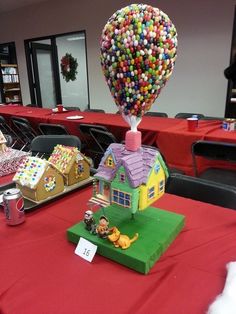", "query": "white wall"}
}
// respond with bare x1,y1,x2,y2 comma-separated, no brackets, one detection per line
0,0,235,117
